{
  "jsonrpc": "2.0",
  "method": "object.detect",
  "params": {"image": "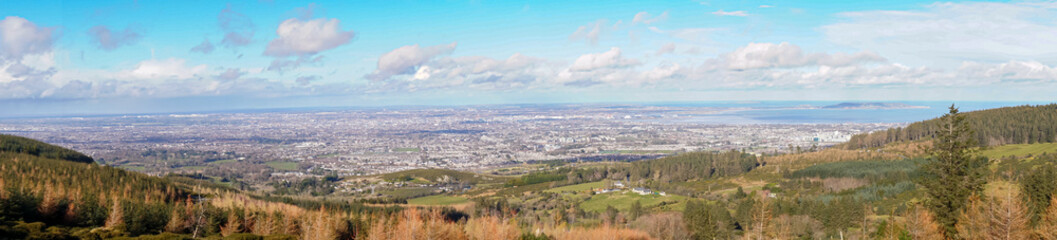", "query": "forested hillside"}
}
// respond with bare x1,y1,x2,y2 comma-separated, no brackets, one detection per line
0,134,94,164
627,151,759,182
842,104,1057,149
0,143,376,239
